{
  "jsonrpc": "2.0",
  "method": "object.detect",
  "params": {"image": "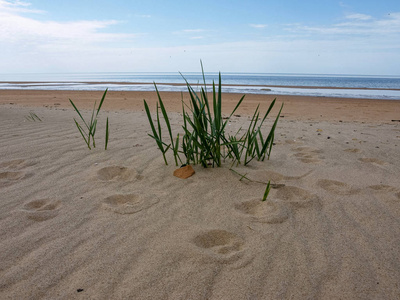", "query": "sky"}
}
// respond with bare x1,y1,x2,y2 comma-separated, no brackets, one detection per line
1,0,400,75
